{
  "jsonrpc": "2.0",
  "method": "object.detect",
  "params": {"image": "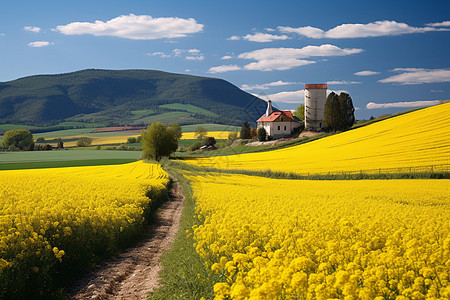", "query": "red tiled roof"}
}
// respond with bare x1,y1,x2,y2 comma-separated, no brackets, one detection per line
305,84,327,89
257,110,296,122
